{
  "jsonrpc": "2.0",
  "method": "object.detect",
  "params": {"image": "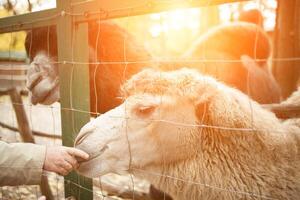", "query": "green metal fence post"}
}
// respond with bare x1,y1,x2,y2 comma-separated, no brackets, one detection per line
56,1,93,199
